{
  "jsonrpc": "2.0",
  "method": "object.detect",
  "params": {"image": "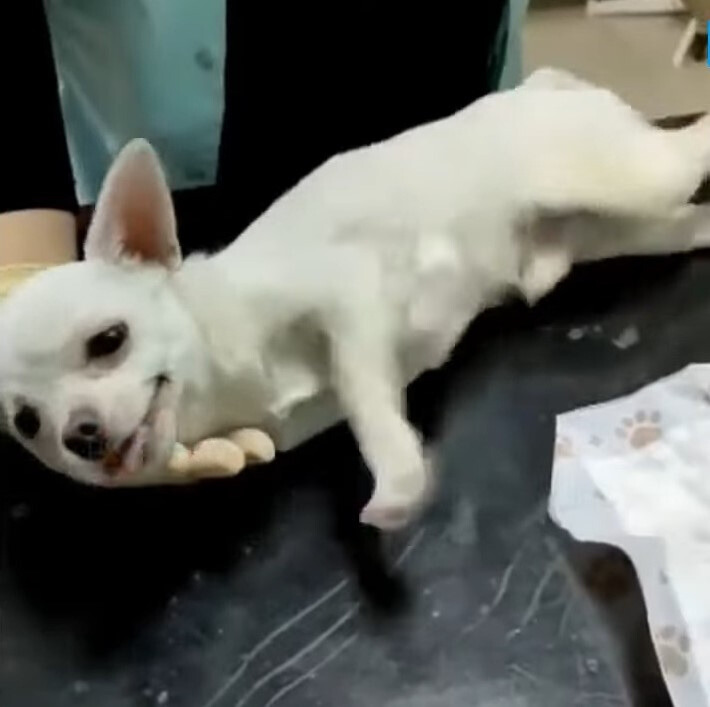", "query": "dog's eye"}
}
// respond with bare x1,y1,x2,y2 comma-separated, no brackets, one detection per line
14,405,41,440
86,322,129,360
